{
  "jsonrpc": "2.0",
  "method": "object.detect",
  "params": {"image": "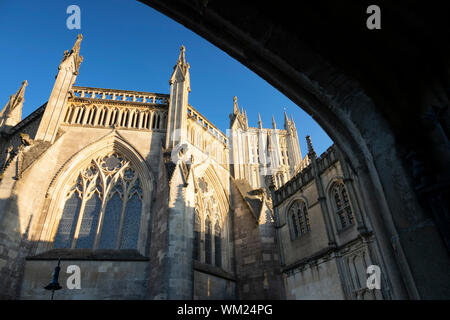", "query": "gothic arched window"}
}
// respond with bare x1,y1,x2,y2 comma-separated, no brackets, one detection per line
193,209,201,261
205,215,212,264
288,200,310,240
53,152,144,250
193,176,229,271
214,222,222,268
331,182,354,229
152,113,159,129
